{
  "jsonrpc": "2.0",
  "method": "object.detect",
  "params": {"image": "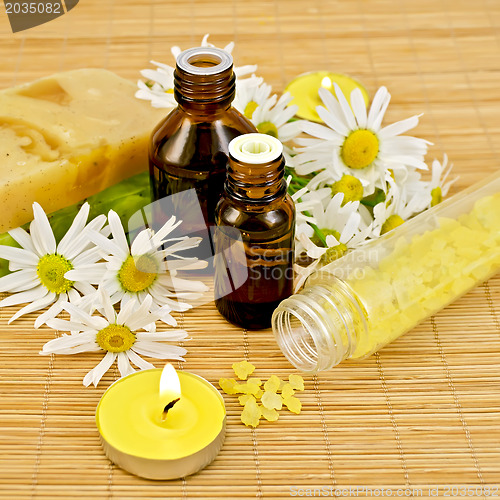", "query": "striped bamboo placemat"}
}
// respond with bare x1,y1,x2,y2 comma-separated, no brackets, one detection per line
0,0,499,498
